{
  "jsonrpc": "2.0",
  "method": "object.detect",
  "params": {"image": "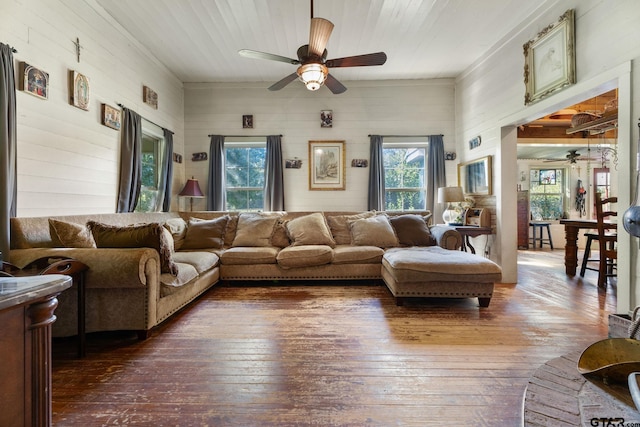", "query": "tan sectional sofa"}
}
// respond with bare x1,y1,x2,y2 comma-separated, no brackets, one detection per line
8,210,496,338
